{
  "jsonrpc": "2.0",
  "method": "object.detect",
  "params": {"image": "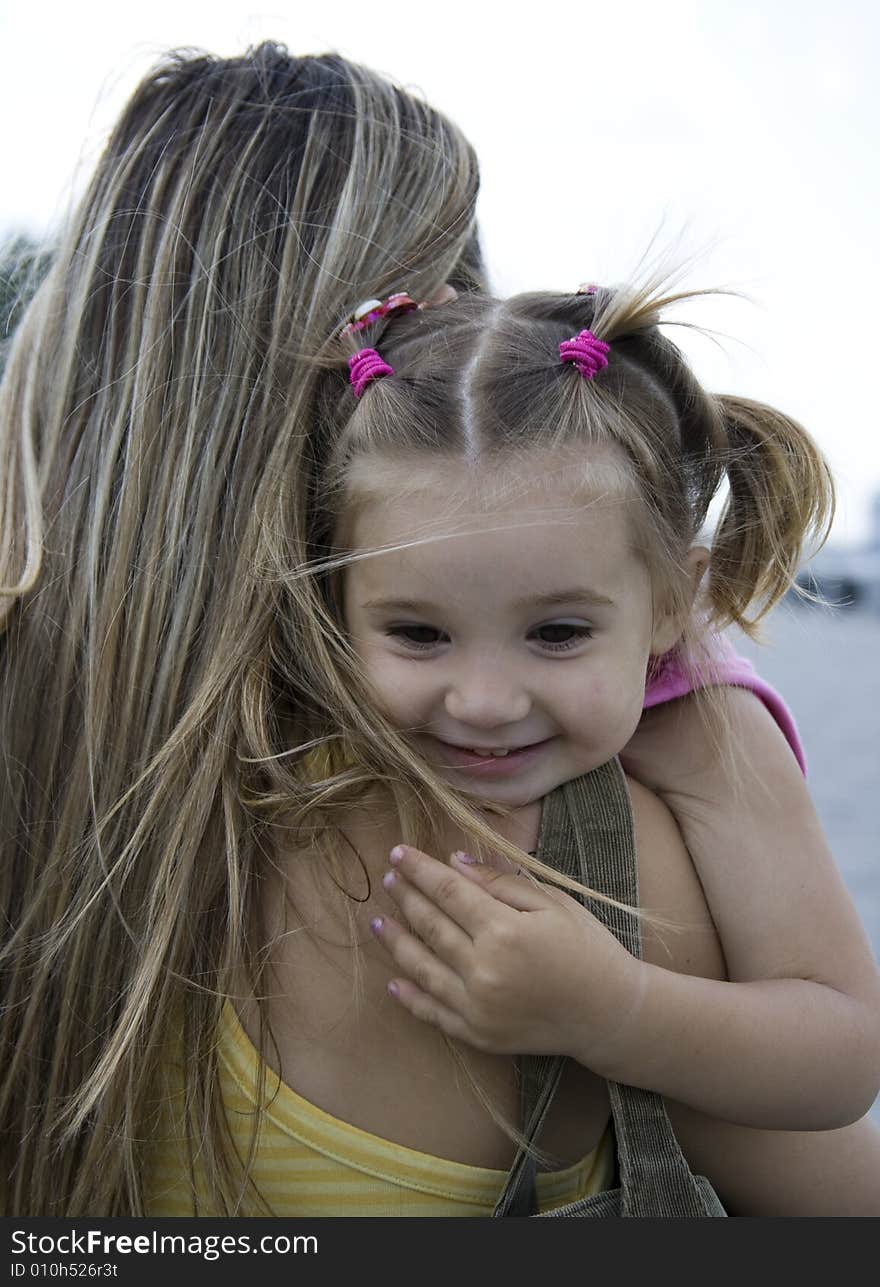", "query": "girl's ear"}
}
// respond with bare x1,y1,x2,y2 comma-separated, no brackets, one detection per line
649,545,710,655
